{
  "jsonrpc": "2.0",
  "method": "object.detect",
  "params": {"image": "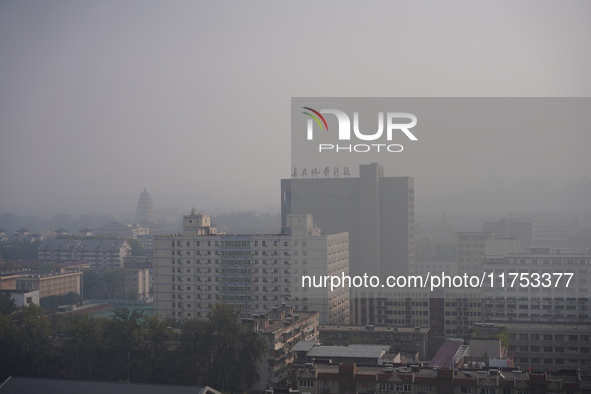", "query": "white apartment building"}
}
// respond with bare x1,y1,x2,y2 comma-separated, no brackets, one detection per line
153,211,350,324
